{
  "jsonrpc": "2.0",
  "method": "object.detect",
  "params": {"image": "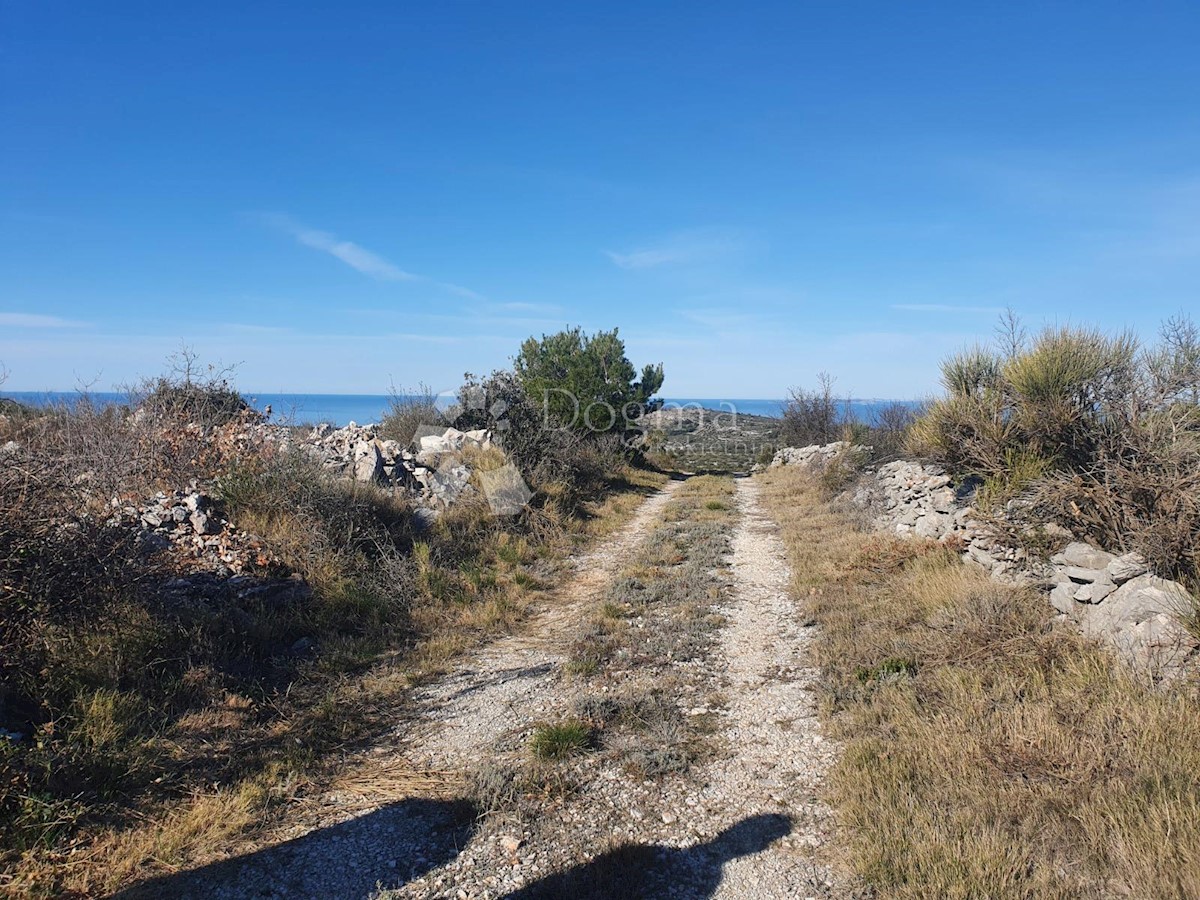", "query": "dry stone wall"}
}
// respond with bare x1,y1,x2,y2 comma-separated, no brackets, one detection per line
770,444,1199,678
